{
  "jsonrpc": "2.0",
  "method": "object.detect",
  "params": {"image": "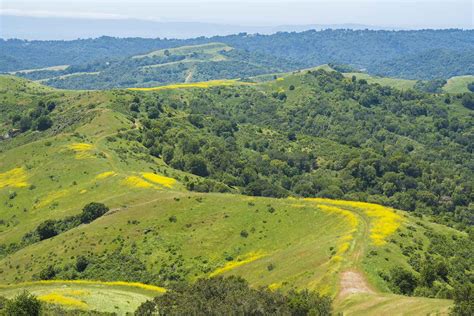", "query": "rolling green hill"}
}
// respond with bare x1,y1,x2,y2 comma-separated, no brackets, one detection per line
132,42,233,60
11,42,300,90
443,75,474,94
0,73,472,314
